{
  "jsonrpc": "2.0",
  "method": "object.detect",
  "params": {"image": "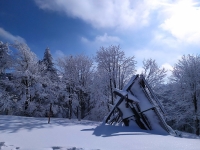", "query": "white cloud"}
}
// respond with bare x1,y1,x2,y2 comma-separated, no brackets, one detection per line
34,0,200,44
135,56,174,78
81,33,121,46
34,0,200,71
162,63,173,71
0,27,25,43
136,66,144,75
80,33,121,55
161,63,173,78
160,0,200,44
81,37,89,43
135,62,173,78
54,50,65,58
150,30,180,49
34,0,159,30
95,33,121,43
132,48,181,69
